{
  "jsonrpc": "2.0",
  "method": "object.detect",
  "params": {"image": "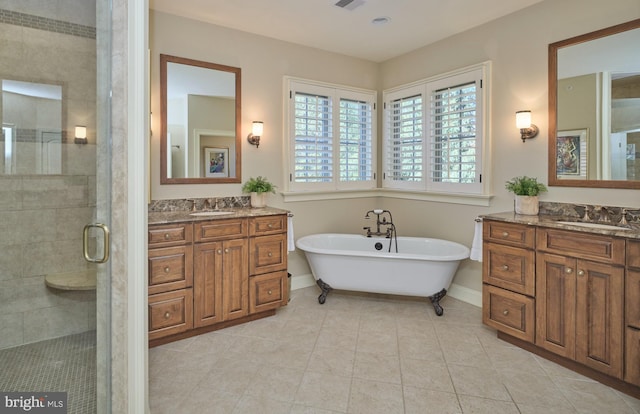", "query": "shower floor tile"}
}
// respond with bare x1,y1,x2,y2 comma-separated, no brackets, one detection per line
0,331,96,414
